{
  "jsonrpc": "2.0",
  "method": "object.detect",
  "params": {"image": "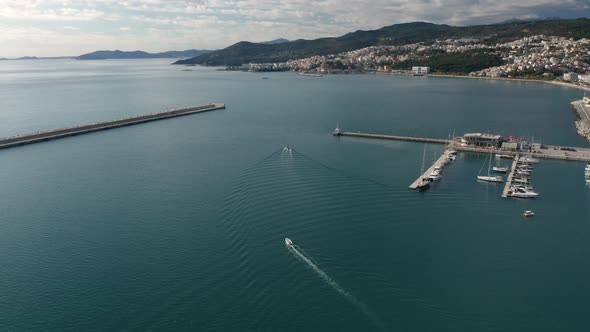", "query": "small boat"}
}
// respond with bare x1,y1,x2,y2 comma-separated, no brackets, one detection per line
496,154,514,160
285,238,293,247
417,178,432,190
492,166,509,173
428,170,442,181
333,123,341,135
449,154,456,161
520,156,540,163
434,165,443,172
510,188,539,198
524,210,535,217
448,149,457,155
513,177,529,184
586,179,590,184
